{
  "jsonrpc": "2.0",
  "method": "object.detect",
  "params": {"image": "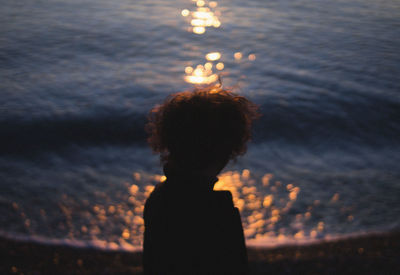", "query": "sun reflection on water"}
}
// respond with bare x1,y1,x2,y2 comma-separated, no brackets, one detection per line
234,52,243,60
184,51,224,85
184,64,218,85
181,1,221,35
212,170,328,242
180,1,257,86
205,52,221,61
10,168,349,250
